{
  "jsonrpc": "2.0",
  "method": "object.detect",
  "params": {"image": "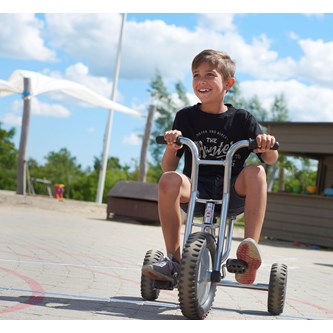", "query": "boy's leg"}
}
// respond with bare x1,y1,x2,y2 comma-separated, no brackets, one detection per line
141,171,191,281
234,165,267,284
158,171,191,262
235,164,267,242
